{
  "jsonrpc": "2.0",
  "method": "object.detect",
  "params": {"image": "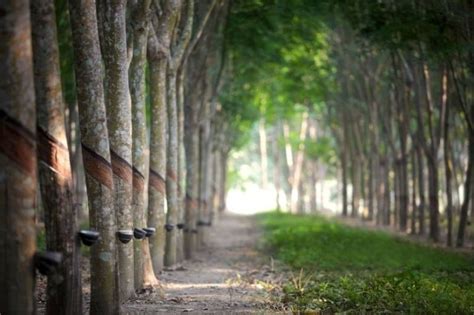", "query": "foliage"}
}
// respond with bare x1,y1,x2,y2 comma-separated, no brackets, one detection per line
258,212,474,313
